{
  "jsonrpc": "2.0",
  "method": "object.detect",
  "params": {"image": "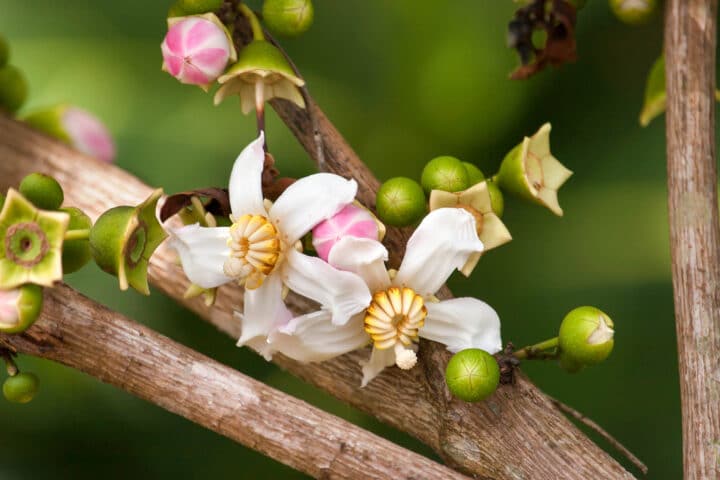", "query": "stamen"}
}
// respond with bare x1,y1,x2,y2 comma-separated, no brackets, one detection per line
364,287,427,361
223,214,280,289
